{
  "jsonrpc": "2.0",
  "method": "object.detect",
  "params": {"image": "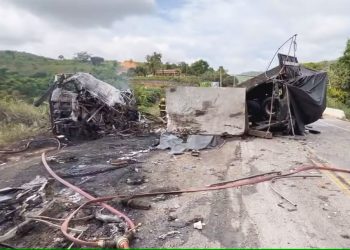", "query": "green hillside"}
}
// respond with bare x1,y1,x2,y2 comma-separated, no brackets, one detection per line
0,50,122,101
